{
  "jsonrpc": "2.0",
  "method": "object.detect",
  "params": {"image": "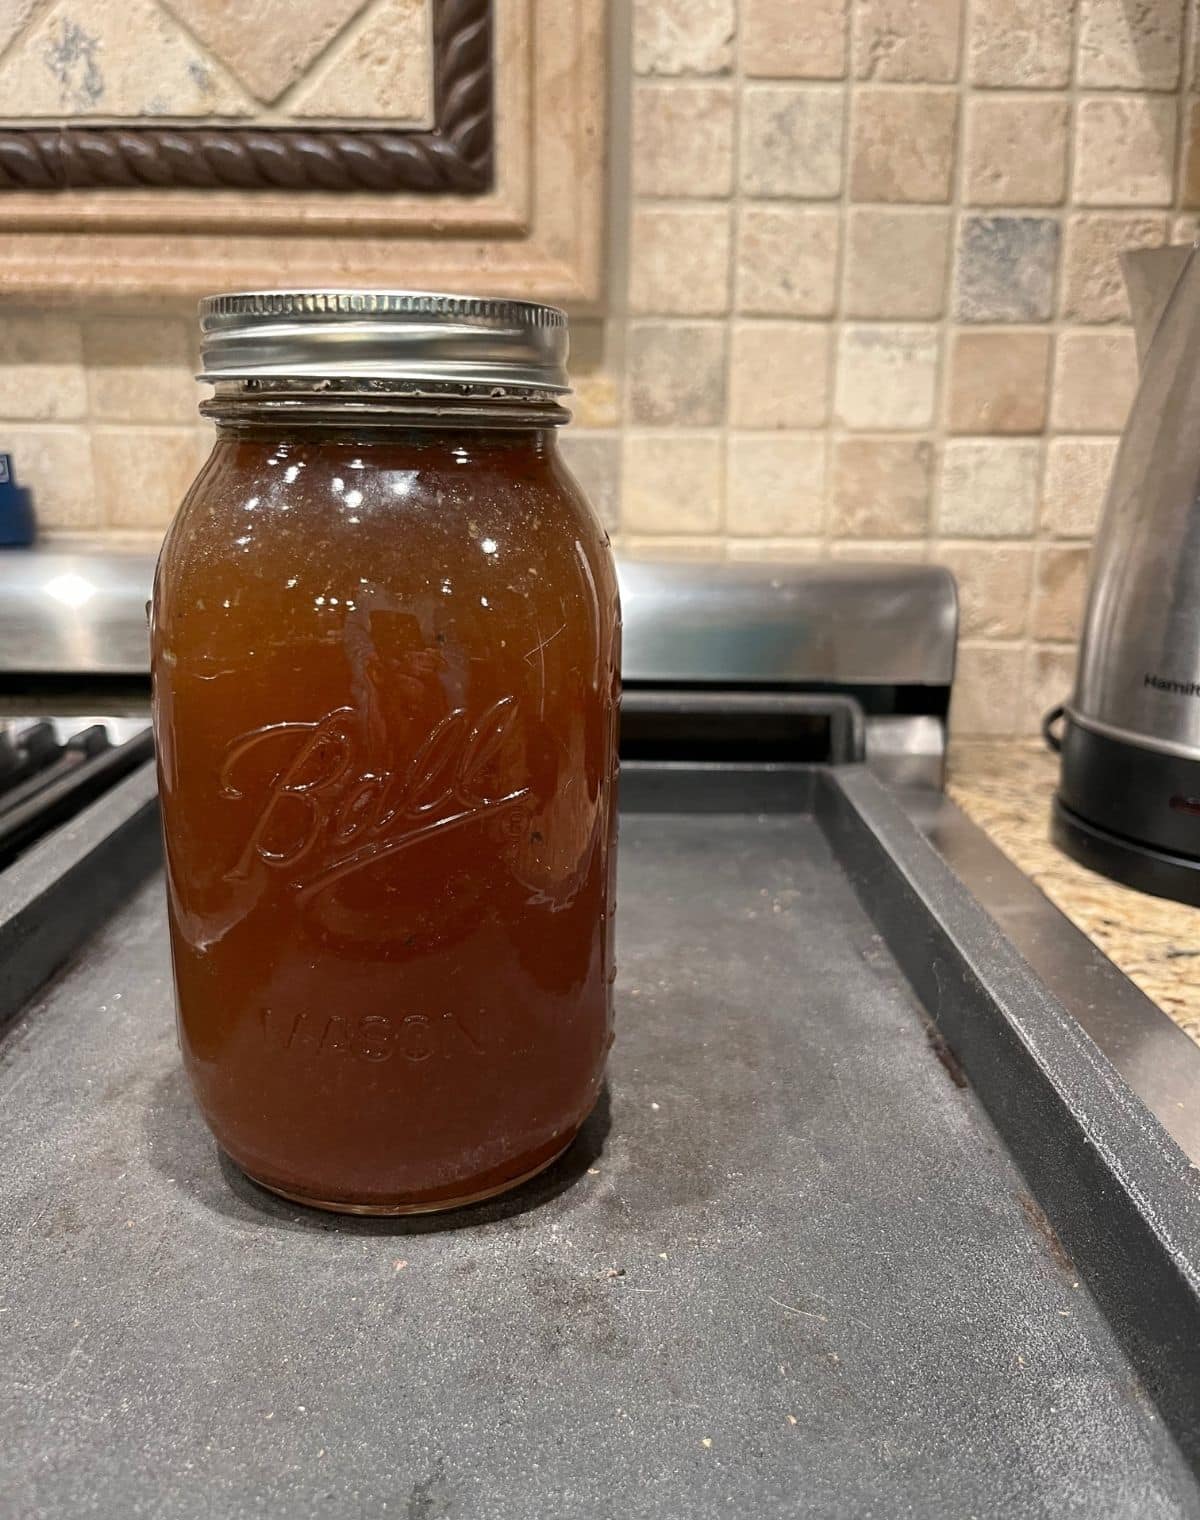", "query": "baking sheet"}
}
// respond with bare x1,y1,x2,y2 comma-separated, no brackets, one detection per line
2,764,1198,1518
